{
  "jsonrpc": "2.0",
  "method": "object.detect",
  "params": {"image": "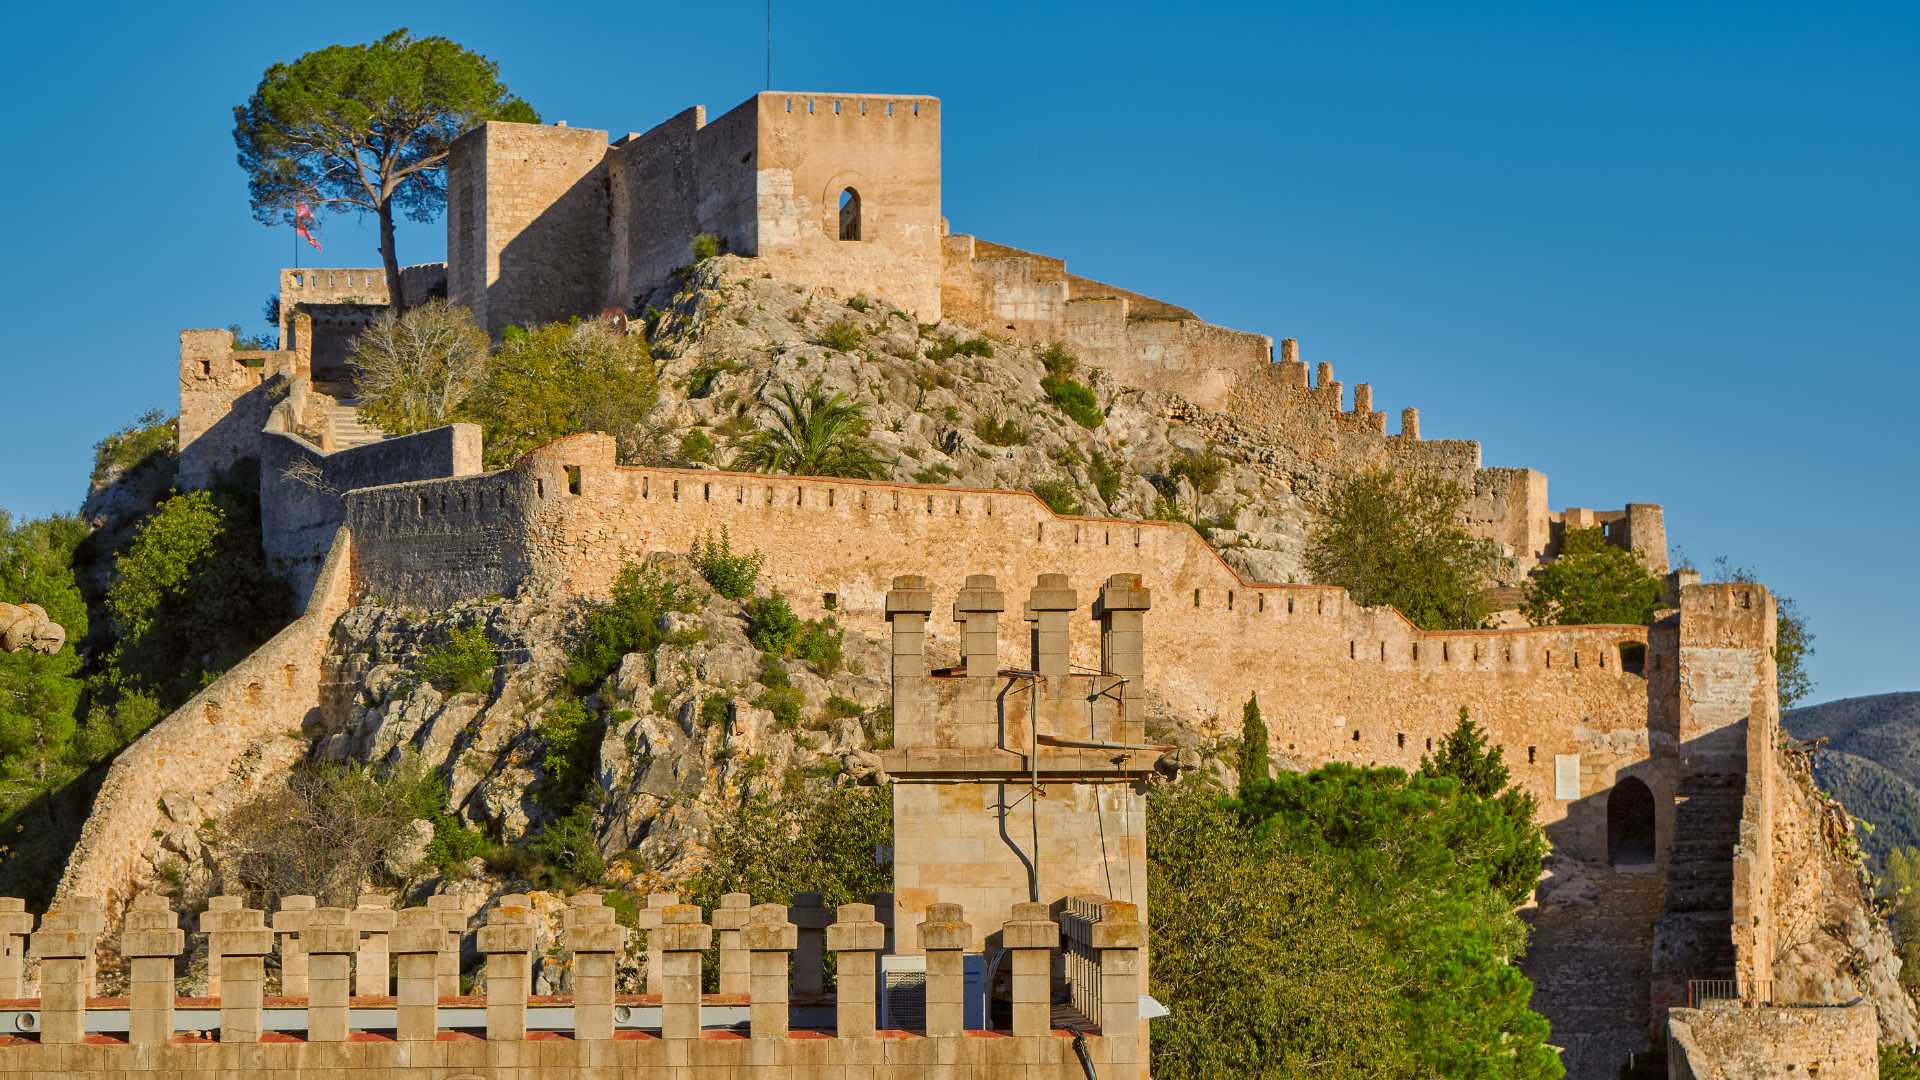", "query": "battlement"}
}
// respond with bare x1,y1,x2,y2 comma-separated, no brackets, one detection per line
0,889,1144,1079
